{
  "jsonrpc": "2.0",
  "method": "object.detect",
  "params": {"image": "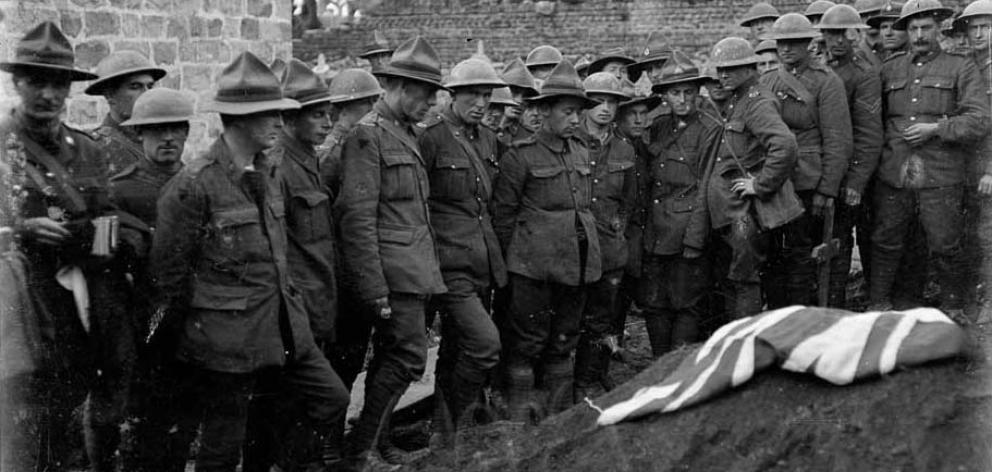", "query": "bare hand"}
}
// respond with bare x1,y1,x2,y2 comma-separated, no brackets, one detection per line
731,176,757,196
811,193,834,217
902,123,939,146
682,247,703,259
20,217,71,246
370,296,392,320
842,187,861,207
979,174,992,196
